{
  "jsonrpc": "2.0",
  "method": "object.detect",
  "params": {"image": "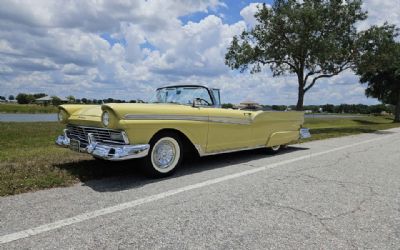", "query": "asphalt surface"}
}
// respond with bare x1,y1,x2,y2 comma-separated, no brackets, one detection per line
1,128,400,249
